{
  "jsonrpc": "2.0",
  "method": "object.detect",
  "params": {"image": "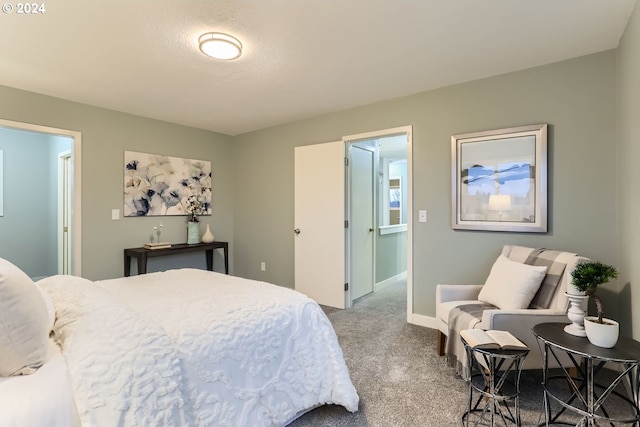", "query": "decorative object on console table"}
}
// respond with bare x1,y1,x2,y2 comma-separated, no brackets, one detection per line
184,194,205,245
187,222,200,244
201,224,215,243
144,242,172,250
570,260,619,347
145,223,171,249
